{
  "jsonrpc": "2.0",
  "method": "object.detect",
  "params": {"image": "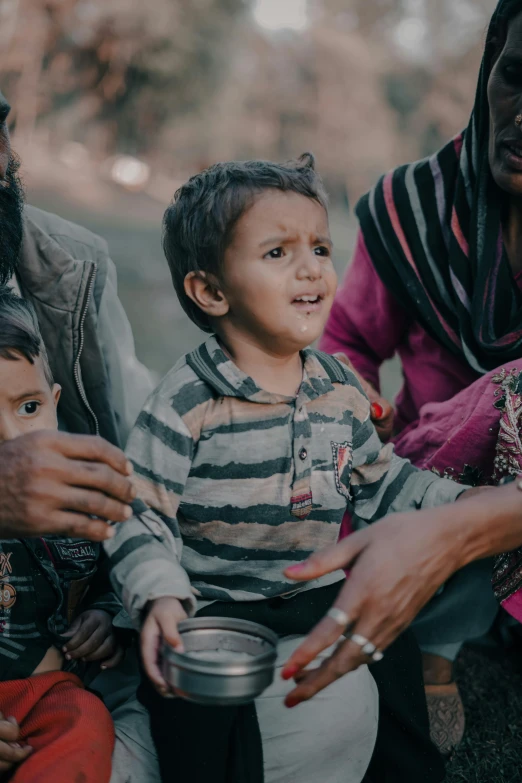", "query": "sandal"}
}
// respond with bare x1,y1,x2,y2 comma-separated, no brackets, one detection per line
425,682,465,757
